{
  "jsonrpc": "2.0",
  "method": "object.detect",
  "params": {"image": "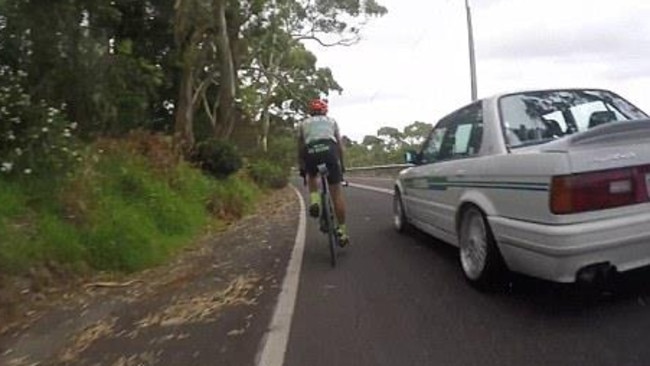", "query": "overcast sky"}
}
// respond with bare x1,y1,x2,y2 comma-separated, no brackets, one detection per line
304,0,650,142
